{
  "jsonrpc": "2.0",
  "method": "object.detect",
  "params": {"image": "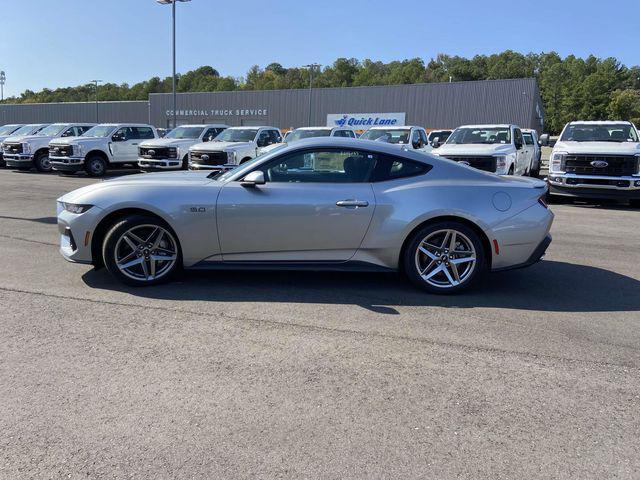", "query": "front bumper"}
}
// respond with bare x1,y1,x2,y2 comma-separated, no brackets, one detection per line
548,174,640,200
189,162,237,171
57,204,103,264
138,158,182,171
5,154,34,167
51,157,85,172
